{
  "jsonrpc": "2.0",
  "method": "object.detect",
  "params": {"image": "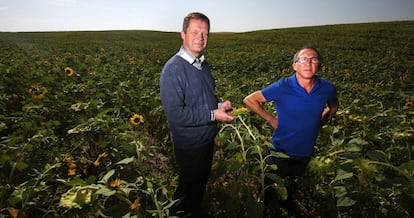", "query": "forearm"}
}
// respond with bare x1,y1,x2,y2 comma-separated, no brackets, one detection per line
243,91,277,128
252,107,278,128
321,101,339,126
